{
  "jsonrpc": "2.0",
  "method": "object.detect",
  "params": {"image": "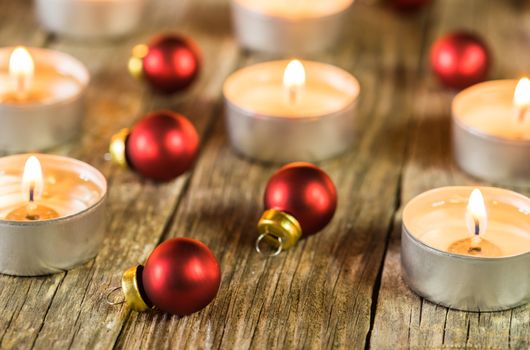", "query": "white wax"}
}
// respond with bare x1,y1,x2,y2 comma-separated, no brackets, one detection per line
0,71,81,104
453,80,530,141
0,47,87,106
224,60,359,118
0,154,105,220
234,0,353,18
403,187,530,258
